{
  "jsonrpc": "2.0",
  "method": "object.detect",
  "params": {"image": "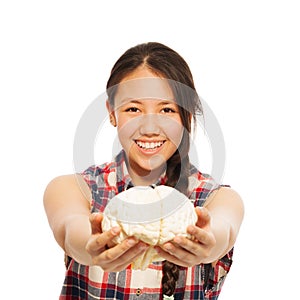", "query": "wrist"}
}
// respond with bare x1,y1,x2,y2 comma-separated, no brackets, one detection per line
64,214,93,265
205,217,231,263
